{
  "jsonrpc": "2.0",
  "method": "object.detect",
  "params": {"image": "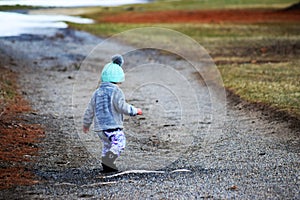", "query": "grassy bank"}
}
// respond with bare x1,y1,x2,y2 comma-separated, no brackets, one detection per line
77,0,298,15
219,61,300,116
148,0,298,10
